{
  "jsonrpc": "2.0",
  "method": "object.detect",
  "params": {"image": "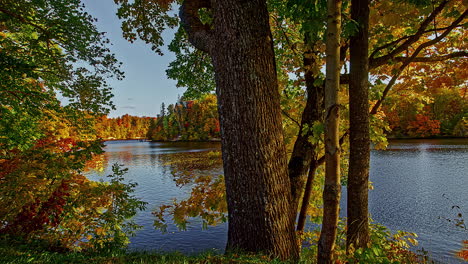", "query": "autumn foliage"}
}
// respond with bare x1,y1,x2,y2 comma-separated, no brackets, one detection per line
382,87,467,138
152,150,226,232
147,94,220,141
458,240,468,261
0,0,145,251
0,124,146,250
94,114,153,140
